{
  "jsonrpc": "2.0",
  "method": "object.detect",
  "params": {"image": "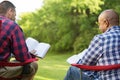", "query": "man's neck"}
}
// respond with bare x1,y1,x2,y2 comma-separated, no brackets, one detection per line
109,24,119,27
